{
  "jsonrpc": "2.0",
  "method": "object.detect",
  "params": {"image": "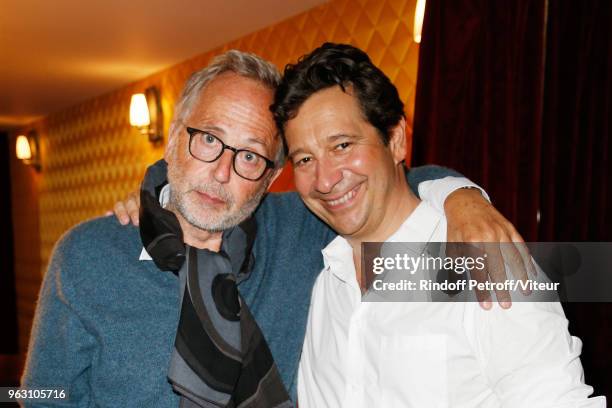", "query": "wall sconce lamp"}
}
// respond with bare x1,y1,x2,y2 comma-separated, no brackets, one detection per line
130,86,163,145
15,131,41,171
413,0,426,43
